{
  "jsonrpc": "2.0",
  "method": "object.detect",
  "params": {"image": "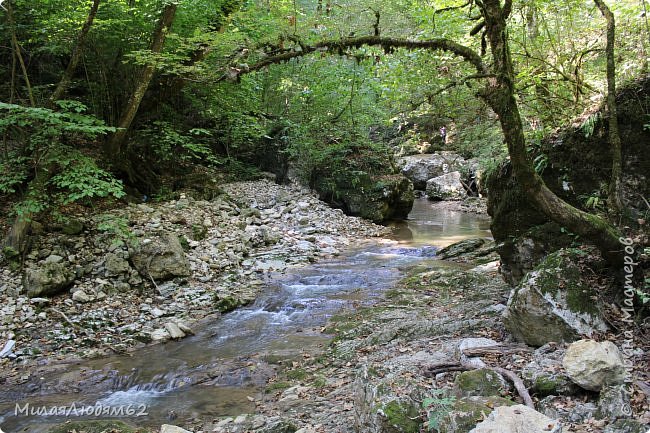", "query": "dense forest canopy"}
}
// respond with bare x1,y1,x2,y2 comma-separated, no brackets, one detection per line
1,0,648,263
